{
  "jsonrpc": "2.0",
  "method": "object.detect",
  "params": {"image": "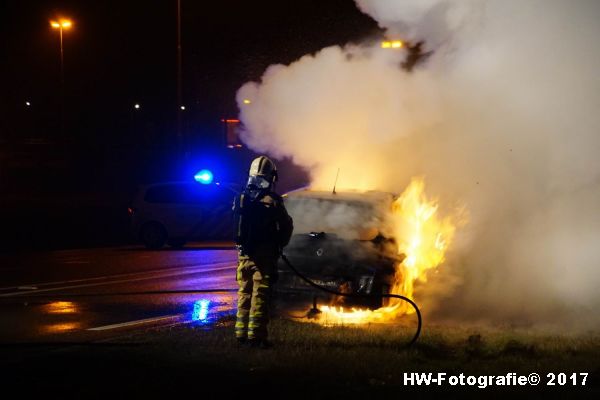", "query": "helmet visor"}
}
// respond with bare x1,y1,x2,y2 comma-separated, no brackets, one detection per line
247,175,271,189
